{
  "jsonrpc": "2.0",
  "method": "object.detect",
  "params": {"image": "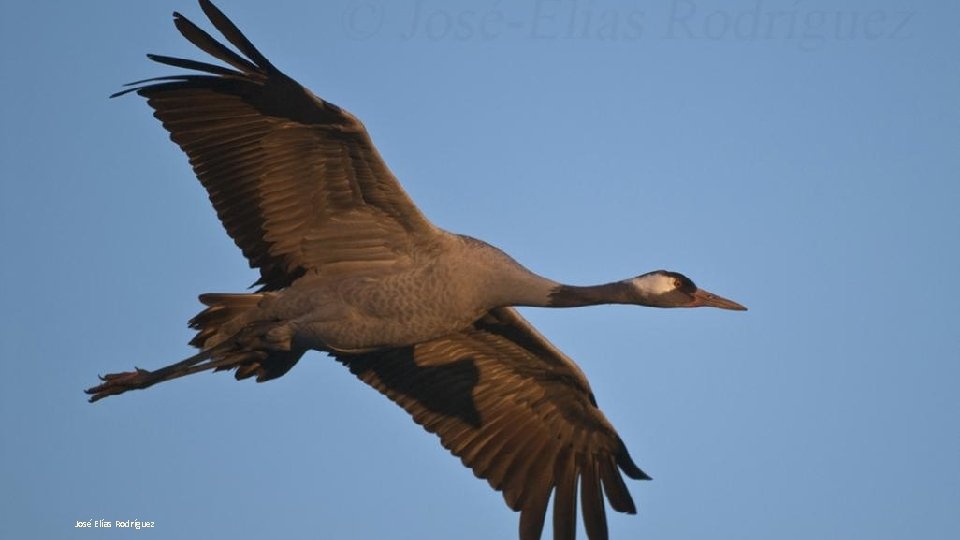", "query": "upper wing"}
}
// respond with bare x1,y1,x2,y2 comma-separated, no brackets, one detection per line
116,0,436,290
335,307,650,540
